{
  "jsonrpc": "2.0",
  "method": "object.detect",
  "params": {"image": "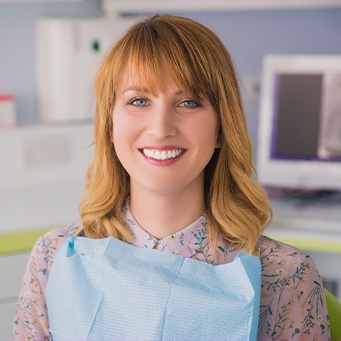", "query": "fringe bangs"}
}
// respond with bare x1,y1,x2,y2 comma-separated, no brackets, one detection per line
123,16,218,102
